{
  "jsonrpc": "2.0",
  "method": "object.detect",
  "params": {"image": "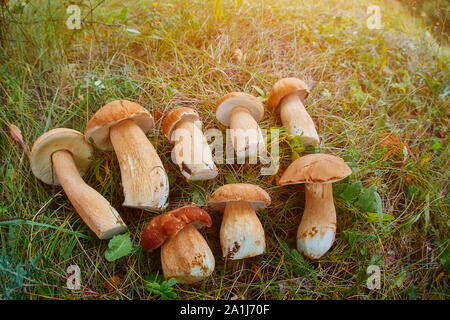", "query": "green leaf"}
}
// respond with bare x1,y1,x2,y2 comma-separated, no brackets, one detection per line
291,135,303,148
355,185,381,213
365,212,394,223
118,6,128,22
192,188,206,206
105,233,134,262
225,174,238,184
394,271,406,288
408,285,417,300
144,276,178,300
106,12,115,24
144,273,165,283
252,85,266,98
374,191,383,223
291,151,300,161
430,140,442,150
340,181,362,203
